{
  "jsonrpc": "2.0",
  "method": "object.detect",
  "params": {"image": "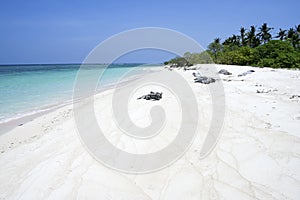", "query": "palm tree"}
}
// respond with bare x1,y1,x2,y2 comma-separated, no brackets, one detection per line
295,25,300,49
287,28,300,49
240,27,247,46
214,37,221,44
275,28,287,40
222,37,232,46
287,28,295,38
246,26,260,48
222,34,240,47
208,38,222,62
258,23,273,44
296,24,300,33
